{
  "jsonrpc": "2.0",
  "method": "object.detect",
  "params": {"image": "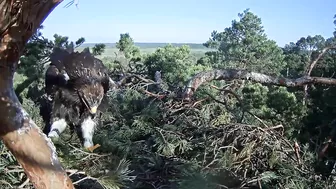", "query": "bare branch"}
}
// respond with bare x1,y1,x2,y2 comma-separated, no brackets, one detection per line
305,46,336,76
182,69,336,99
302,45,336,103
